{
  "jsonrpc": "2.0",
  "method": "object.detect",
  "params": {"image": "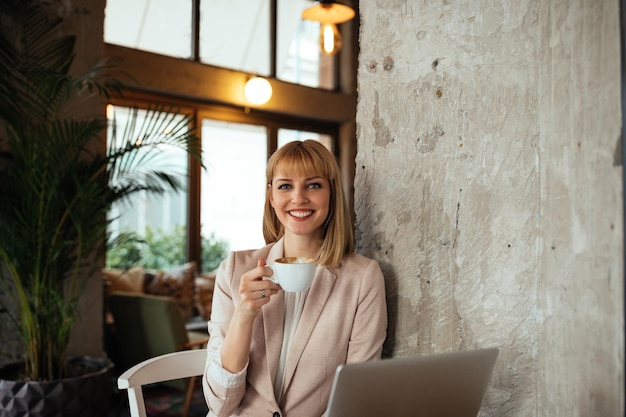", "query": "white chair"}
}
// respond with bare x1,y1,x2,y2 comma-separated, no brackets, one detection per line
117,348,208,417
